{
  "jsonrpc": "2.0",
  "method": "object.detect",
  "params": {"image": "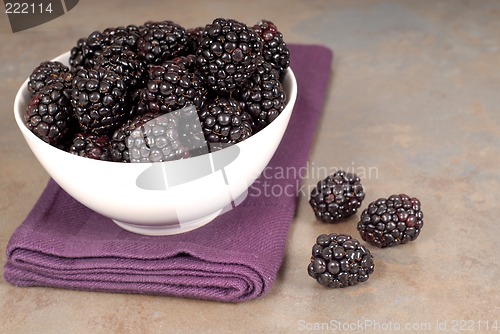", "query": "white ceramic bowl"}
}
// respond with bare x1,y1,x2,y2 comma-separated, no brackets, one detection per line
14,52,297,235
